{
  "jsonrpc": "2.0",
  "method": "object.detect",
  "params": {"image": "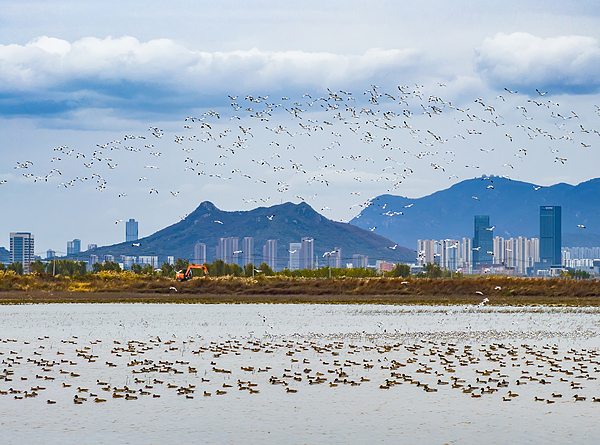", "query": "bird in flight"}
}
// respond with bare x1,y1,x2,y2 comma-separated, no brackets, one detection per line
214,220,223,224
577,224,586,228
132,243,141,247
266,215,275,220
